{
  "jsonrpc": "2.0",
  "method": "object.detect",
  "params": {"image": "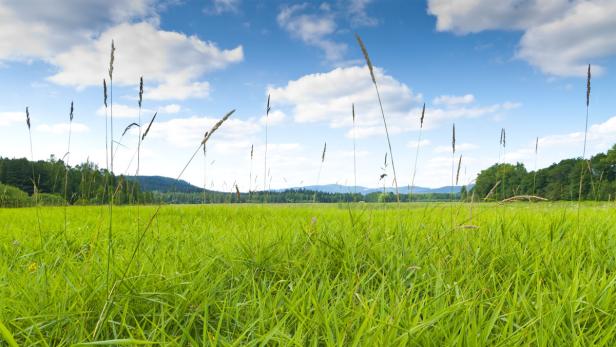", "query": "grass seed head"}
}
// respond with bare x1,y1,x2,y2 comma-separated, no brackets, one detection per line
202,109,235,145
456,154,462,185
420,103,425,128
452,124,456,154
355,33,376,84
141,112,157,141
586,64,591,107
109,40,115,81
103,79,108,108
321,142,327,163
69,101,74,122
26,107,30,129
138,76,144,108
122,122,139,137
